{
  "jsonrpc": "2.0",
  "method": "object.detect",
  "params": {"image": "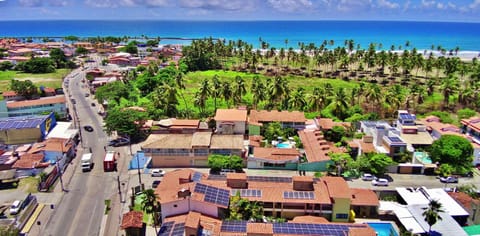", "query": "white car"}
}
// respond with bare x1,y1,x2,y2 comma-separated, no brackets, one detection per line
9,200,22,215
372,178,389,186
151,169,165,177
361,173,376,181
